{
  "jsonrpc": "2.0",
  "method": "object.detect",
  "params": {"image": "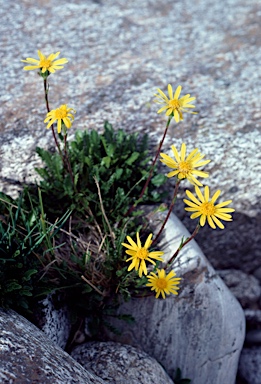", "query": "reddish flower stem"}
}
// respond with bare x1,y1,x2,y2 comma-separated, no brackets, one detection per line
164,223,201,269
43,79,75,189
126,116,172,217
152,180,181,244
43,79,62,157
